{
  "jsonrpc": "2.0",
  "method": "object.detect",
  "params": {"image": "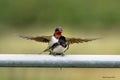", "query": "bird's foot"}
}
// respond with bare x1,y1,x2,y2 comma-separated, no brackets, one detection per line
49,53,65,56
